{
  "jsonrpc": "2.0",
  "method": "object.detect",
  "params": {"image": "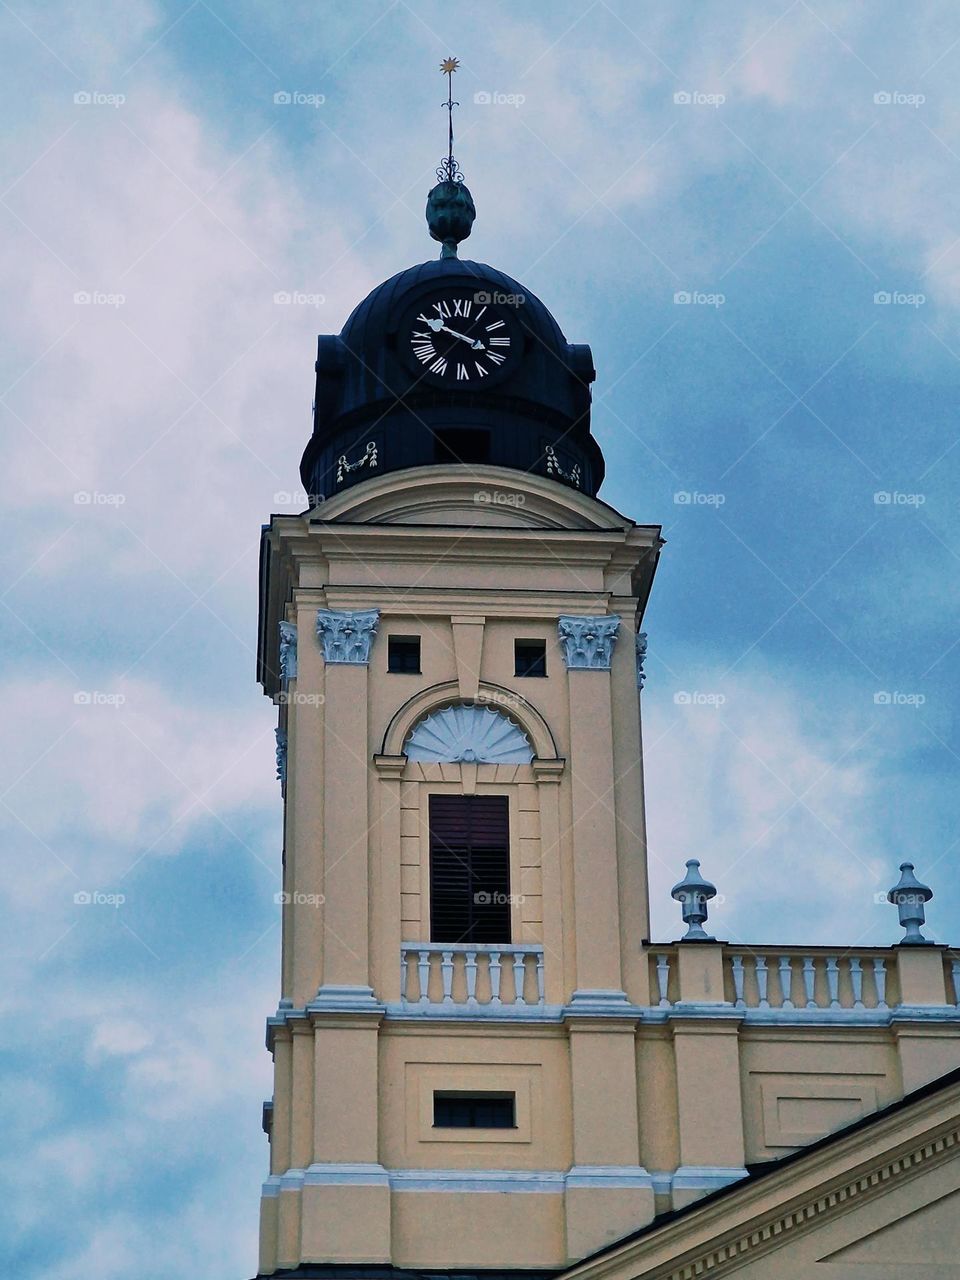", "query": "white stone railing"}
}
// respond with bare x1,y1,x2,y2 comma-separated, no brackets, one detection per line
650,947,913,1012
400,942,545,1009
726,950,892,1010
